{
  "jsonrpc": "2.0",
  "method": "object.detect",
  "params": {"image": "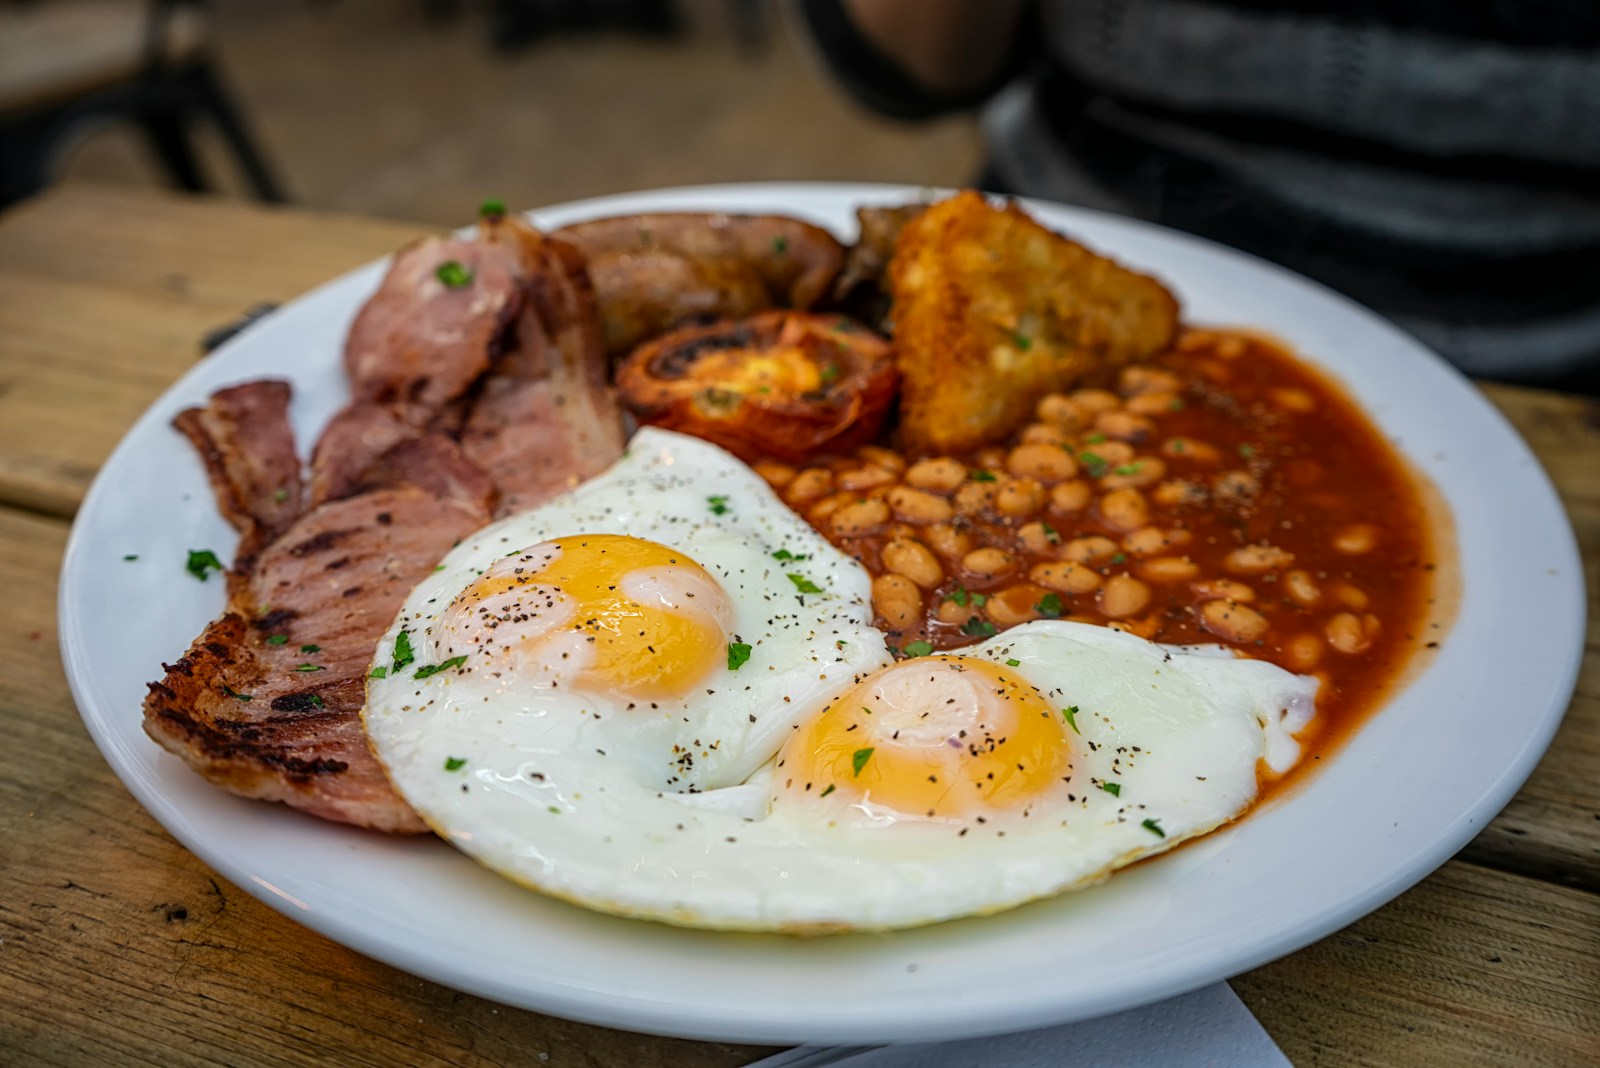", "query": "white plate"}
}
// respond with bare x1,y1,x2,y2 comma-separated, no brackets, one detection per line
59,183,1585,1044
